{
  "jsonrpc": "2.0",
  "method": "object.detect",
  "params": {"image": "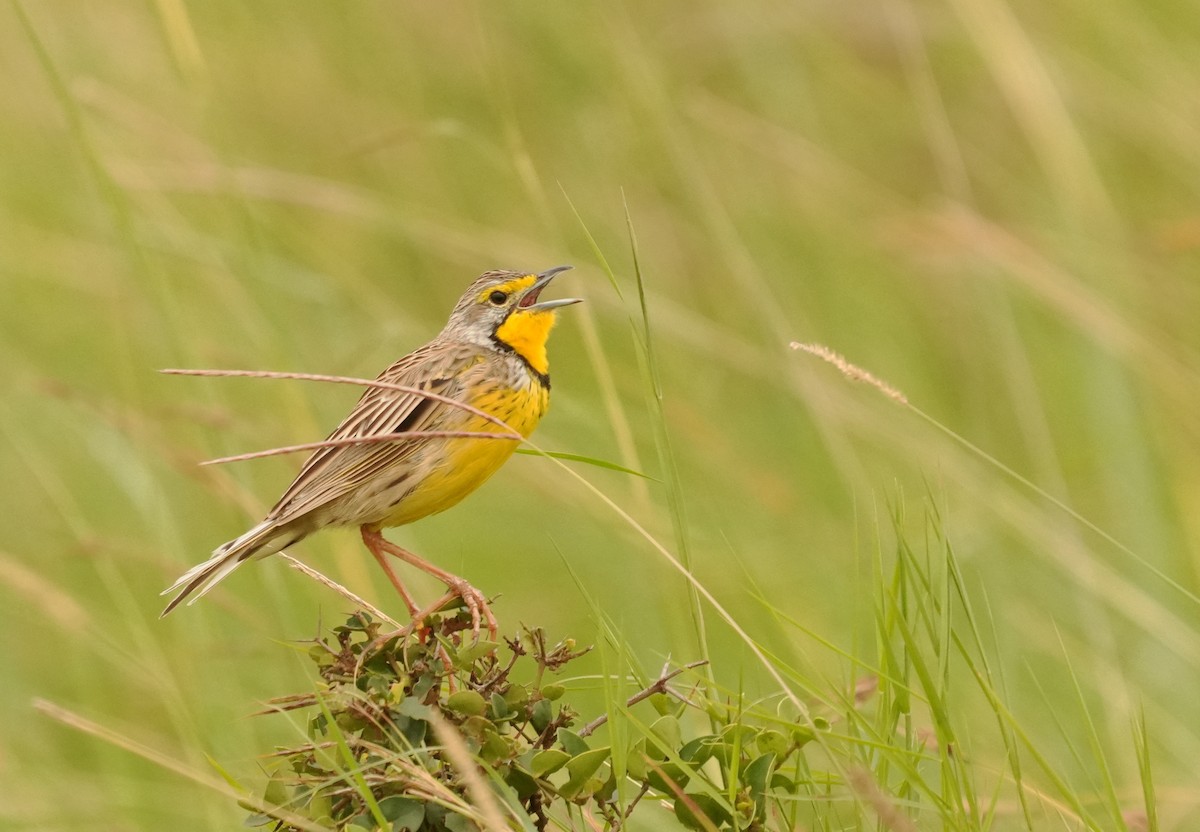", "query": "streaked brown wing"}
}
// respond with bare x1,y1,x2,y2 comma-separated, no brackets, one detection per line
265,341,478,523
